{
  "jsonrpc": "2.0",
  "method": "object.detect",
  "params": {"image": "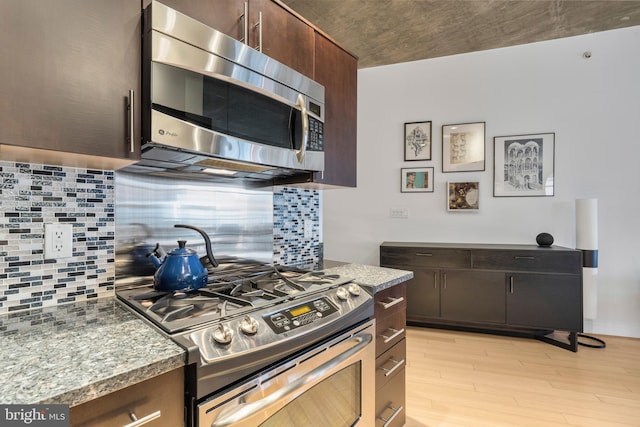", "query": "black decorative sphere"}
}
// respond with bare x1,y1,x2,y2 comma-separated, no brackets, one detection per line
536,233,554,247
